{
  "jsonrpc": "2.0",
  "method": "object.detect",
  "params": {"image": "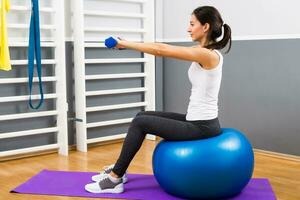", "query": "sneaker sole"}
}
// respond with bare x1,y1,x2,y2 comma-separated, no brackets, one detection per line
85,183,124,194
